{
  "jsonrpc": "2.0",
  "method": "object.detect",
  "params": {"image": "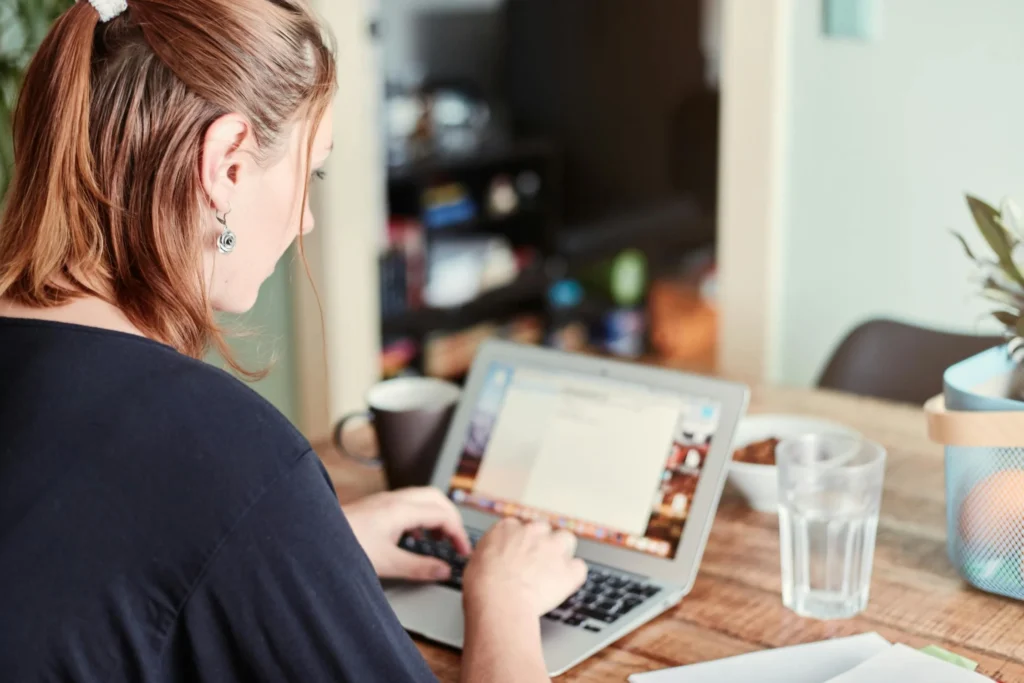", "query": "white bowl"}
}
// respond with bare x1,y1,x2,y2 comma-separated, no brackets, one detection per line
727,415,862,513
